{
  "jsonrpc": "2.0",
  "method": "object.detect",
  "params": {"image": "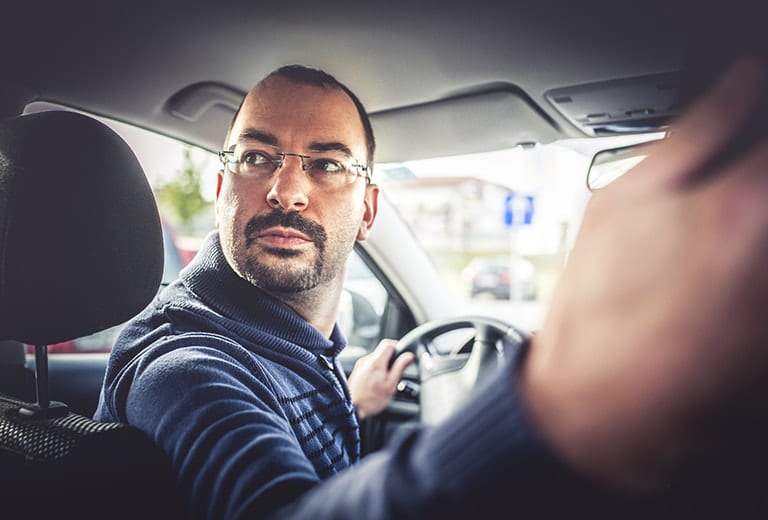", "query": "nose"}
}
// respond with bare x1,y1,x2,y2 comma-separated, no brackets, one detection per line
266,155,310,210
